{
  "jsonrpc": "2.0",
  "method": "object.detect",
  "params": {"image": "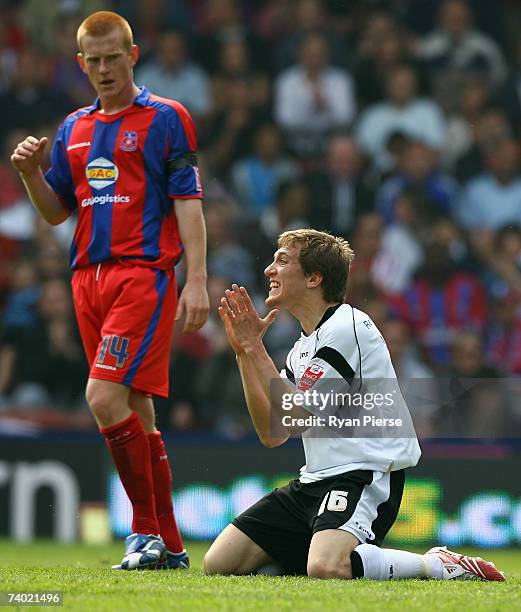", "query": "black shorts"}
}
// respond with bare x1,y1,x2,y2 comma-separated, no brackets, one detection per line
232,469,405,575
